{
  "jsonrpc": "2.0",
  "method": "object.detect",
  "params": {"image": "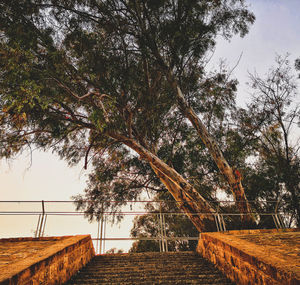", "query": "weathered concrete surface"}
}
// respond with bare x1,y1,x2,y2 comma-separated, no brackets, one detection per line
0,235,95,285
197,228,300,285
66,251,235,284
